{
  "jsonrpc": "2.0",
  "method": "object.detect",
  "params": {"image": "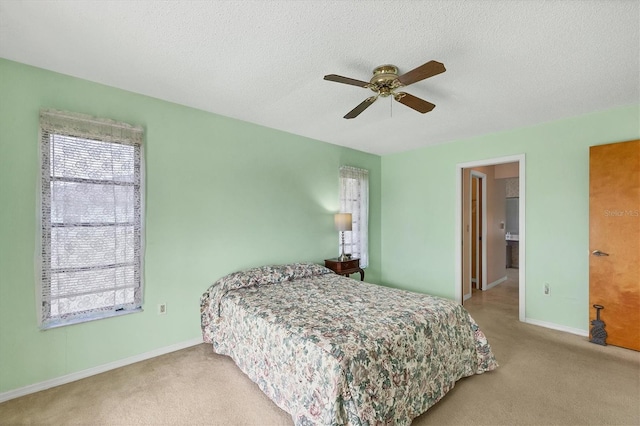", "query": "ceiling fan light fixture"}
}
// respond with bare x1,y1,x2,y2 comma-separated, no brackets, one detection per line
324,60,446,118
